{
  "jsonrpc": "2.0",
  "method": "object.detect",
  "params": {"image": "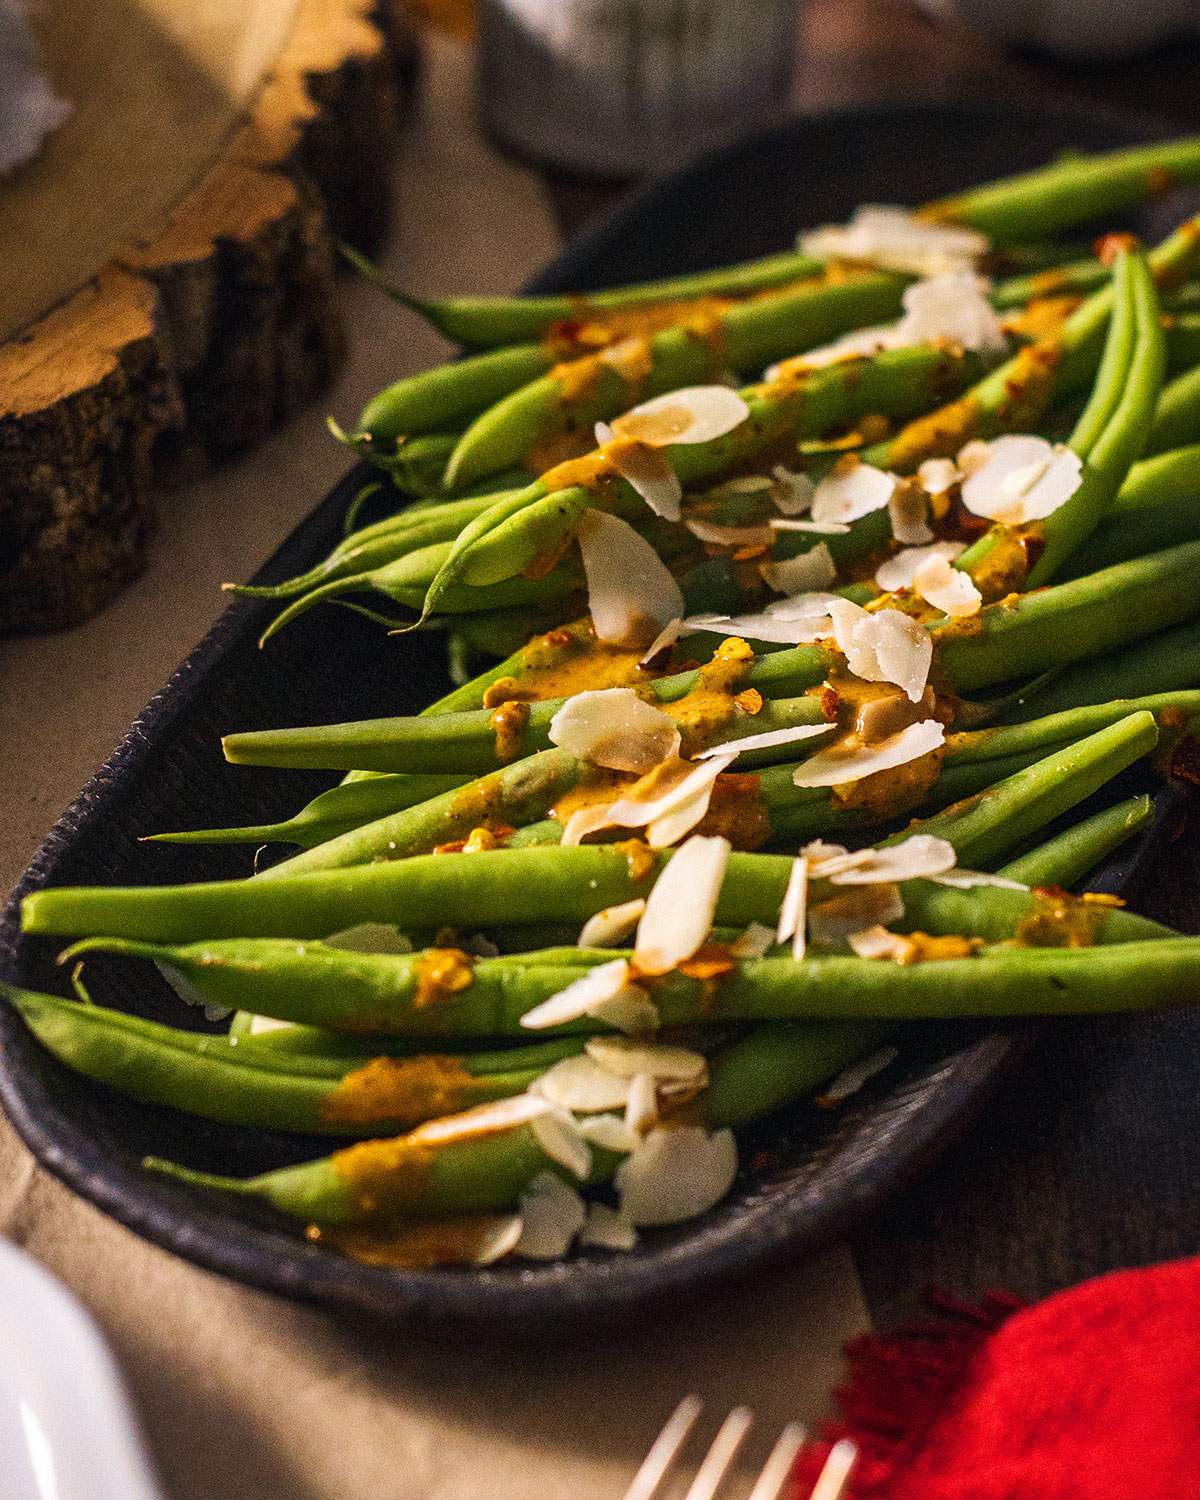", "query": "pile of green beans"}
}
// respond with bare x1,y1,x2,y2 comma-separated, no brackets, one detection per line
12,136,1200,1263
